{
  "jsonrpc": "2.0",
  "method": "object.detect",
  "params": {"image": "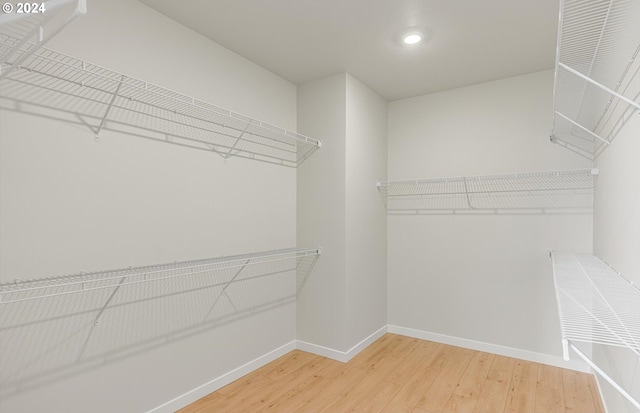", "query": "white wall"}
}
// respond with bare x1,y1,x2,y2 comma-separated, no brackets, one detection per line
593,112,640,413
297,73,348,351
0,1,299,412
297,73,387,353
387,70,593,359
345,74,388,346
